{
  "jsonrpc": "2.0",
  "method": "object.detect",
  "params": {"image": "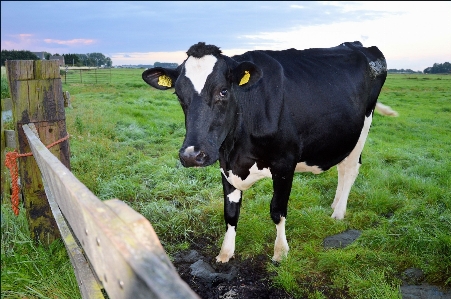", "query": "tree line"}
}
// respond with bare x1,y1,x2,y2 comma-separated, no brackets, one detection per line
387,62,450,74
388,69,422,74
423,62,451,74
1,50,112,67
1,50,39,65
